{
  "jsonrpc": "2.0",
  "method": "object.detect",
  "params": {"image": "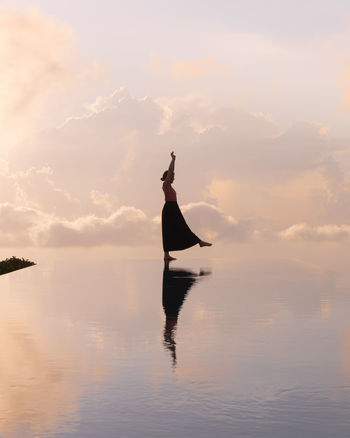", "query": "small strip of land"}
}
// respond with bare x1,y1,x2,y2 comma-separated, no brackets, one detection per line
0,257,36,276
